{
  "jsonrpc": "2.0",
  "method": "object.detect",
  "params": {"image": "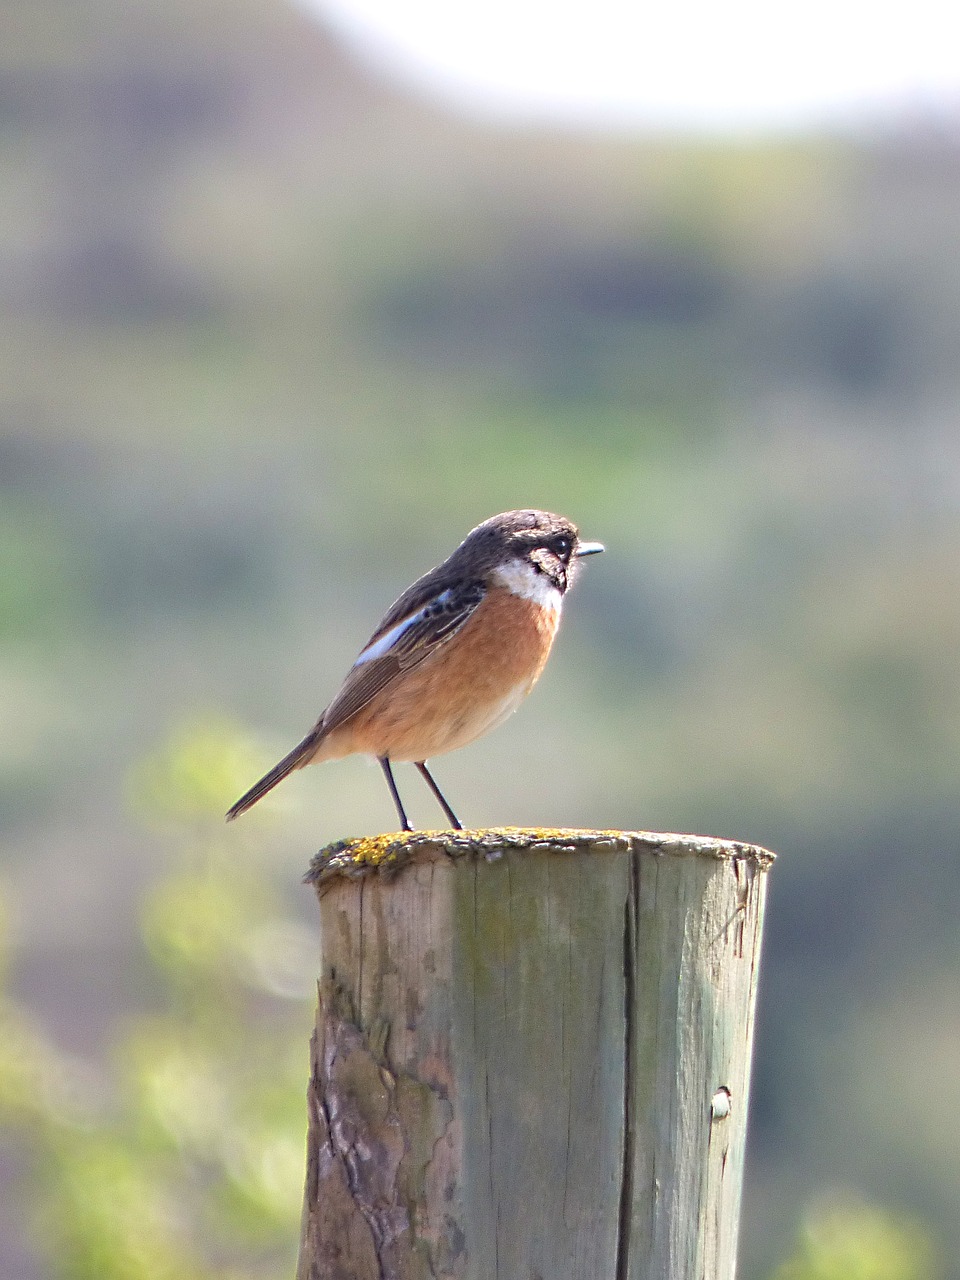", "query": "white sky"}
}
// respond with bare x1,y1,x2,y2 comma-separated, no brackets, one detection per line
297,0,960,132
